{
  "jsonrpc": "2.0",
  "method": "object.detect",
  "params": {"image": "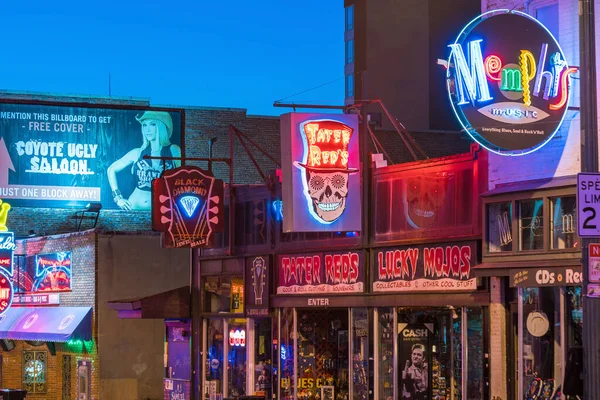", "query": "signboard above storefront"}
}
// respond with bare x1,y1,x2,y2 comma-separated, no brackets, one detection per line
276,251,365,295
510,266,582,287
446,10,576,155
372,241,478,293
0,103,182,208
280,113,361,232
245,256,270,317
152,166,224,248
